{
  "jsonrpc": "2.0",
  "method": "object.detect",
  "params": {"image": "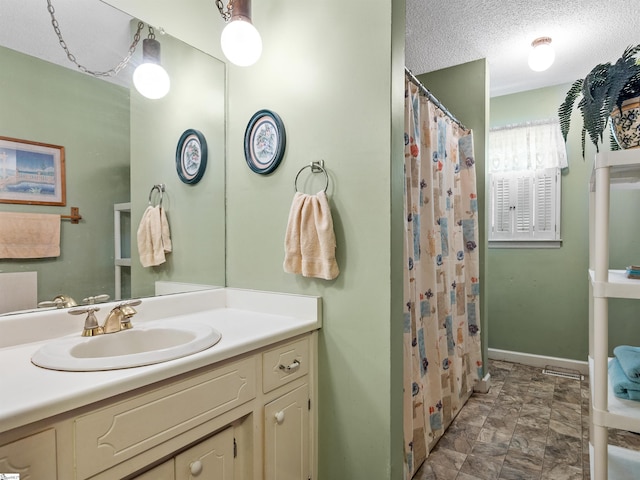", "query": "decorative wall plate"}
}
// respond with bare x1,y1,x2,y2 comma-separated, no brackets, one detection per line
244,109,286,174
176,129,207,184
